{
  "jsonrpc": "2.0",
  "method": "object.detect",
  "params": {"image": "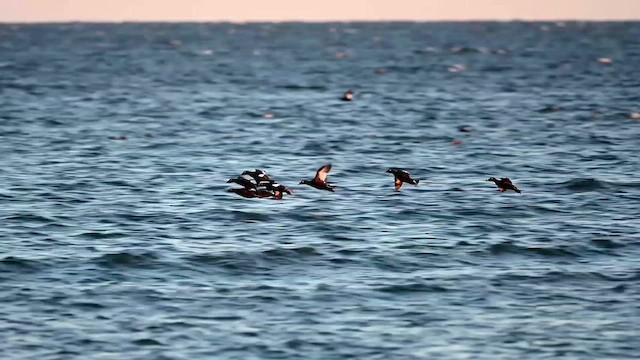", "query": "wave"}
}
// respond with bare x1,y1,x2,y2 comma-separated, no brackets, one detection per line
590,239,626,249
185,246,321,272
230,210,273,222
94,251,160,268
3,213,58,223
376,283,449,294
75,231,129,240
581,153,620,161
560,178,640,192
71,302,107,309
287,211,342,222
262,246,319,257
495,270,640,284
275,84,327,91
488,241,580,258
562,178,608,192
0,256,42,272
131,338,164,346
